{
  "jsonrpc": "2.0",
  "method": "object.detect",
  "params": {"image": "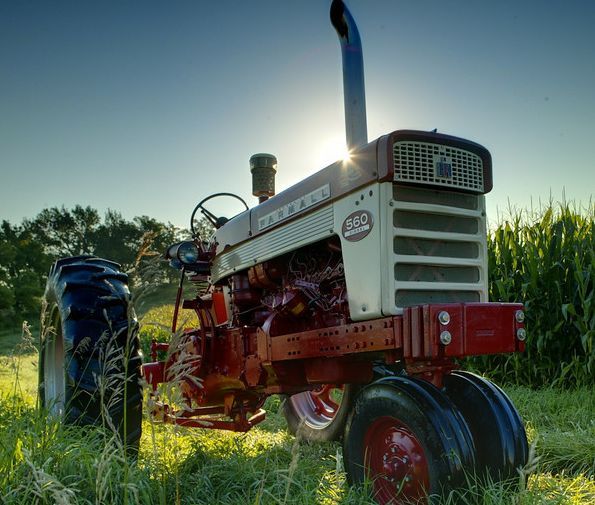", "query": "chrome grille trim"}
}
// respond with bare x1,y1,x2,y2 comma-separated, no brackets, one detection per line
393,141,484,193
